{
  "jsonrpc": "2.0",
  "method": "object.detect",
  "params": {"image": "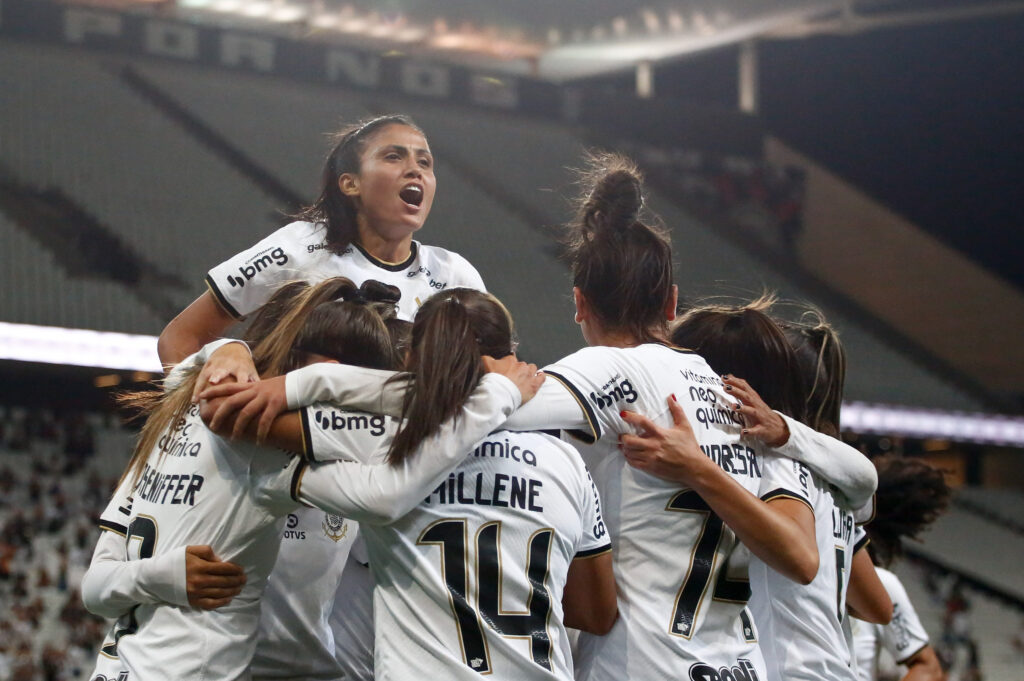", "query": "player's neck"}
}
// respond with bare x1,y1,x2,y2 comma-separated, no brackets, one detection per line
587,327,644,349
356,224,414,264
